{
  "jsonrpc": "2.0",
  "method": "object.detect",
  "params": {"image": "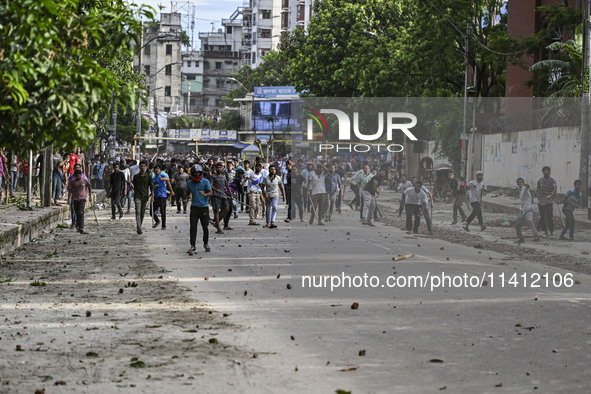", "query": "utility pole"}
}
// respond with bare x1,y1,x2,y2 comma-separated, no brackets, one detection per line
461,24,470,180
582,0,591,218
